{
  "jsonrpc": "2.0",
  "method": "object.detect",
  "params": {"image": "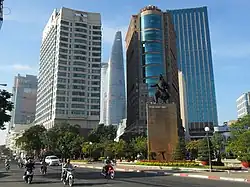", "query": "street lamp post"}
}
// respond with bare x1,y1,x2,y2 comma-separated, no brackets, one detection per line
89,142,92,160
204,126,212,172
